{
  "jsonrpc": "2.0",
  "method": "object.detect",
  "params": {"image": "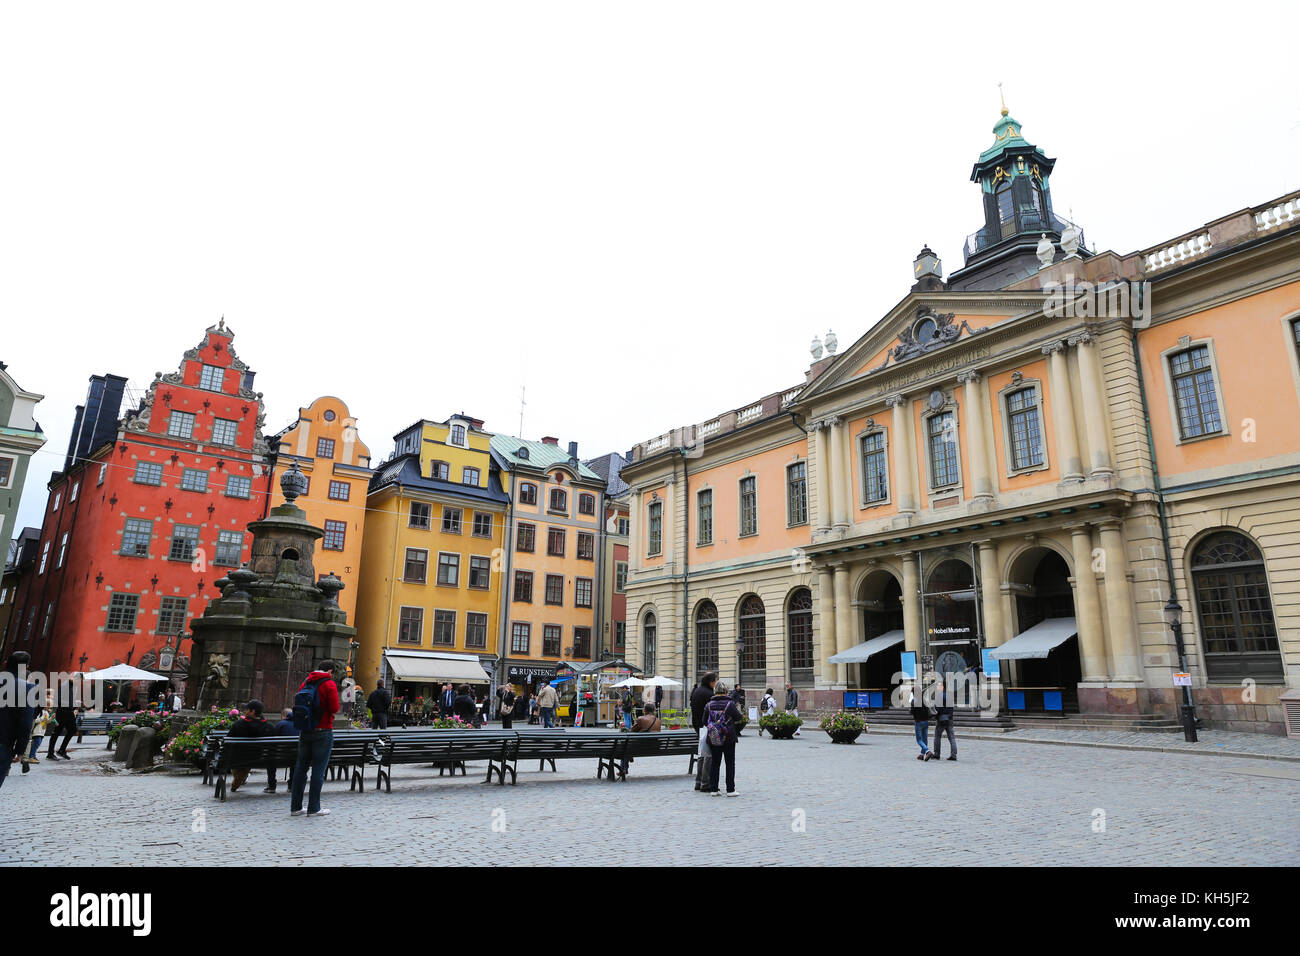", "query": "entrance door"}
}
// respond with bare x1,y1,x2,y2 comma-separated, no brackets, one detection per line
253,644,314,715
